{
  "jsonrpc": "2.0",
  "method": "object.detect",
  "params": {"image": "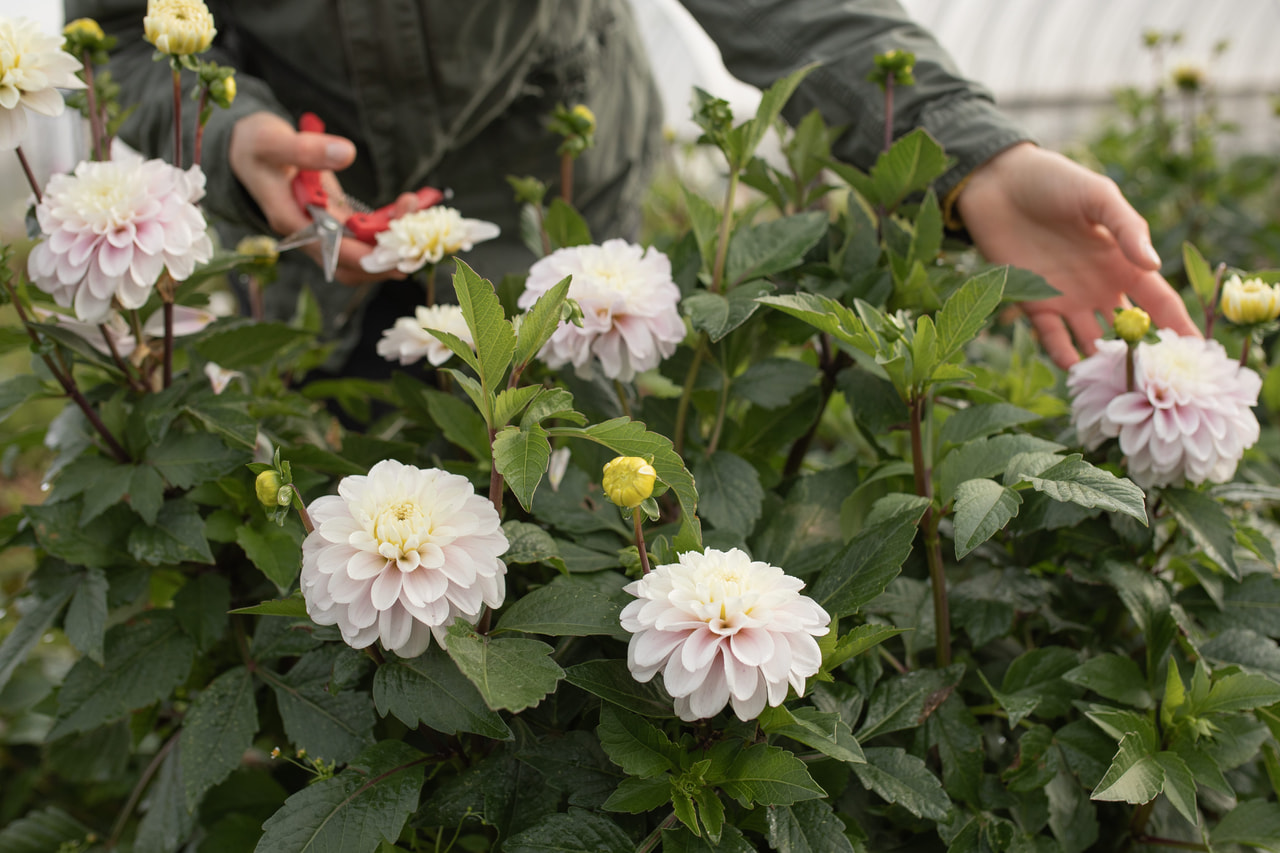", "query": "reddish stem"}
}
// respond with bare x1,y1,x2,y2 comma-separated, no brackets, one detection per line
192,87,209,167
633,508,651,575
171,68,183,168
559,151,574,206
15,146,41,203
82,50,105,161
883,76,895,152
